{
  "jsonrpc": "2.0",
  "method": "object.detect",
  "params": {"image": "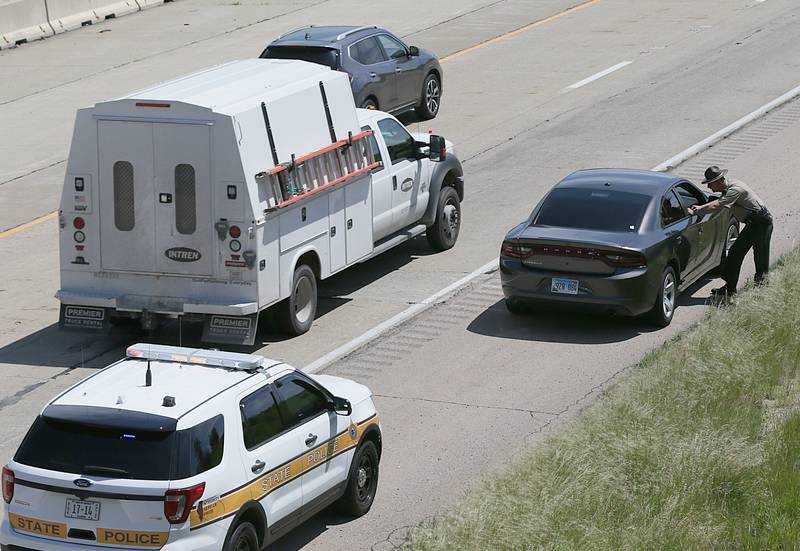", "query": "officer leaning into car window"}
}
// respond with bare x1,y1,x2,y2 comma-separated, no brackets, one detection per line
687,165,773,296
